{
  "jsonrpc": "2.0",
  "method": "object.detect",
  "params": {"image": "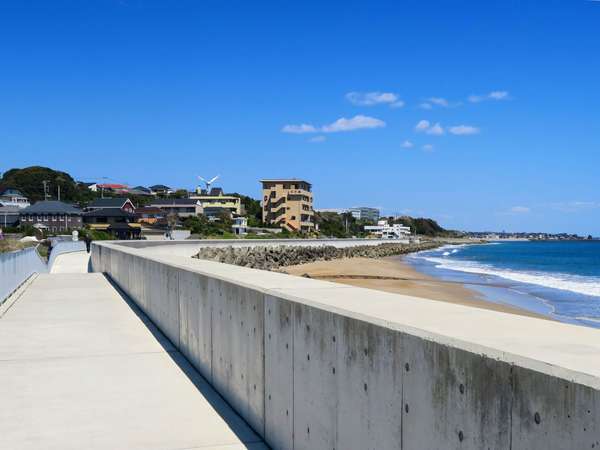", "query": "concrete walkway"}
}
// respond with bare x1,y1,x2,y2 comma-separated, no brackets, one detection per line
50,250,91,273
0,273,267,450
